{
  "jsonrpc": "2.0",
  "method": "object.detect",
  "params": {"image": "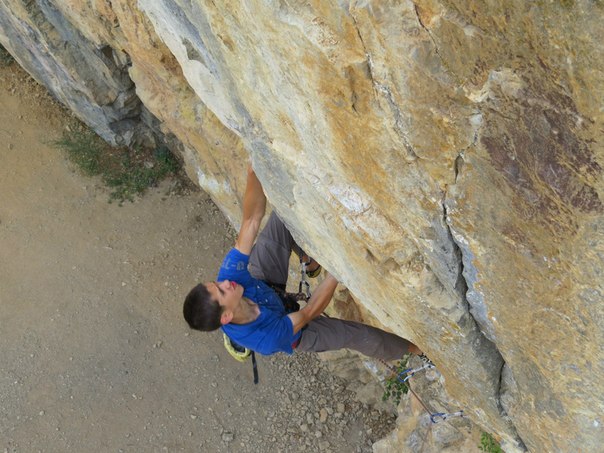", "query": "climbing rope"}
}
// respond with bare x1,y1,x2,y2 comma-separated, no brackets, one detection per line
379,357,467,453
419,421,433,453
379,357,465,425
